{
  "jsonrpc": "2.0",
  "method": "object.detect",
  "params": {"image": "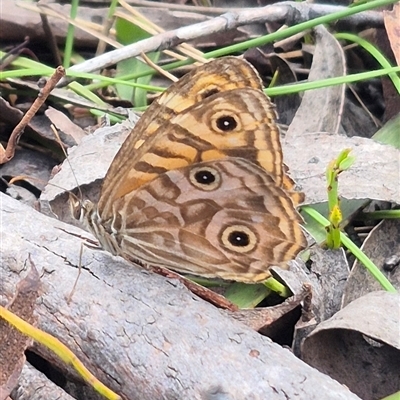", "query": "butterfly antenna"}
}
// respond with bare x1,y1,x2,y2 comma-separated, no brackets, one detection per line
50,125,90,303
66,242,84,304
9,174,72,194
50,124,84,205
